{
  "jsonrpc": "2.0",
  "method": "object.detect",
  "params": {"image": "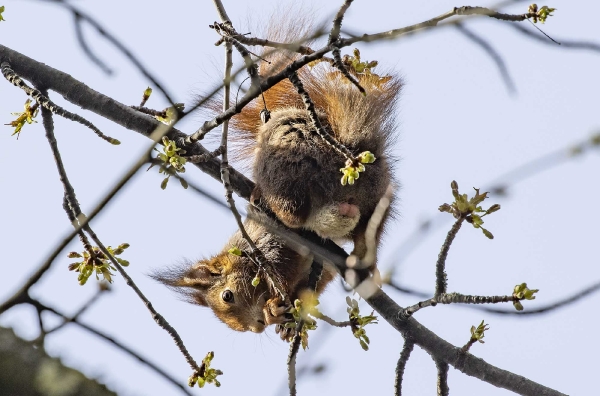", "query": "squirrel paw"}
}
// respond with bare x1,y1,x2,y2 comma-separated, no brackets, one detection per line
275,323,295,342
264,297,292,326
